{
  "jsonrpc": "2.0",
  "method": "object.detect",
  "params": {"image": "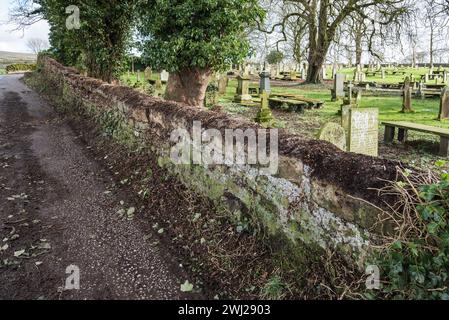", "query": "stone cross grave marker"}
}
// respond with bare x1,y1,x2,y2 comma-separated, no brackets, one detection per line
439,87,449,120
255,91,275,127
348,108,379,157
318,122,347,151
